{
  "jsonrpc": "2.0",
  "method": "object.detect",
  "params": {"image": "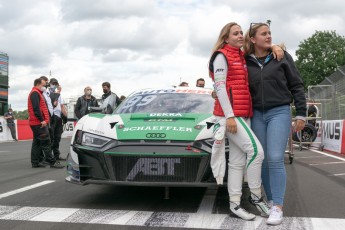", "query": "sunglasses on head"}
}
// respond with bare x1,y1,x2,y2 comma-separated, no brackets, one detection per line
249,21,270,36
